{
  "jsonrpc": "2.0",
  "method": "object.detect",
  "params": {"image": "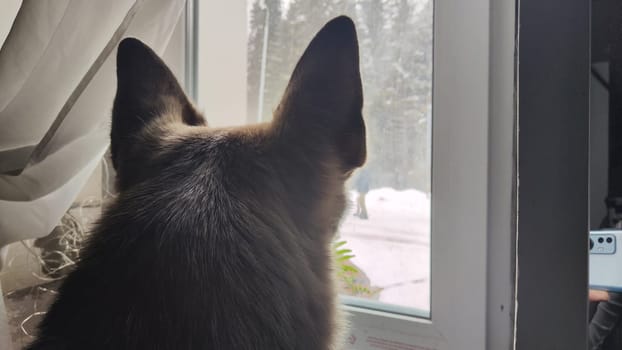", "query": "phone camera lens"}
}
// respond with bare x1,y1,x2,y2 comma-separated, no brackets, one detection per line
590,238,594,250
599,237,605,243
607,237,613,244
